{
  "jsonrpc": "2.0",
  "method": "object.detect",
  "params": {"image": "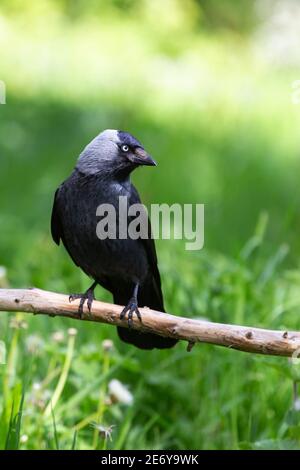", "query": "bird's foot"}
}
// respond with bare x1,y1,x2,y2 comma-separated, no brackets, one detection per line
120,298,142,328
69,287,95,318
